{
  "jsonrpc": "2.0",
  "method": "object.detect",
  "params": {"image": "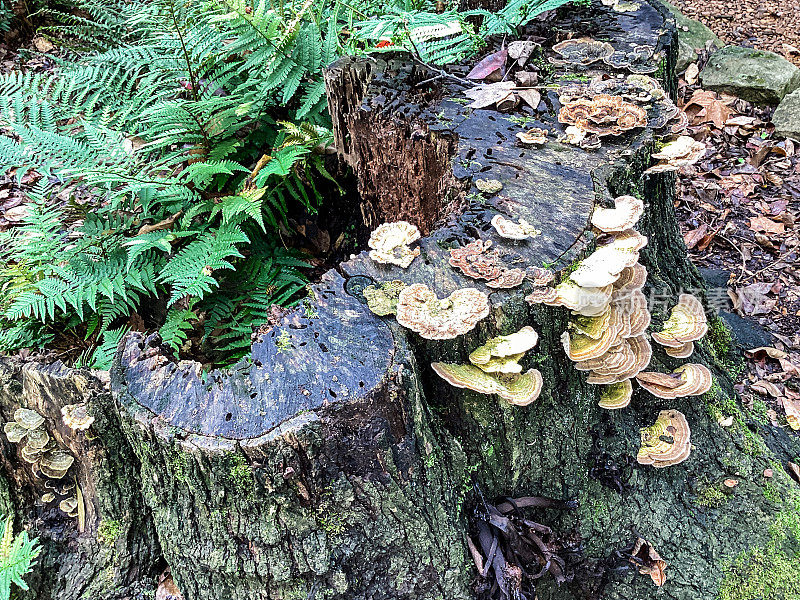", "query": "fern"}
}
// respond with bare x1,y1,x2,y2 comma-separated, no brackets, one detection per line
0,515,41,600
